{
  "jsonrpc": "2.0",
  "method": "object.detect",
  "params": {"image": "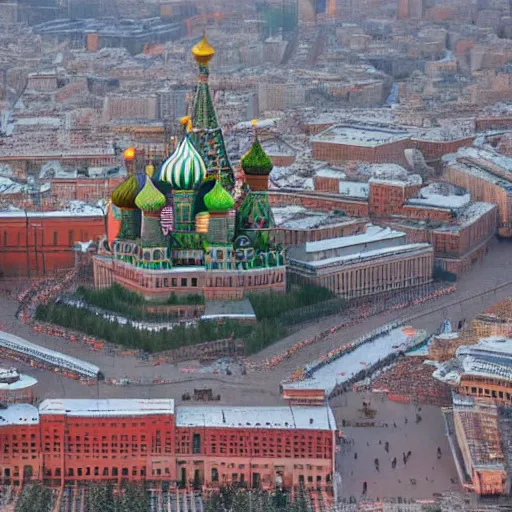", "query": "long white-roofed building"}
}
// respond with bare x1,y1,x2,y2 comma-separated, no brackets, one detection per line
0,332,101,381
286,224,433,298
0,398,337,493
